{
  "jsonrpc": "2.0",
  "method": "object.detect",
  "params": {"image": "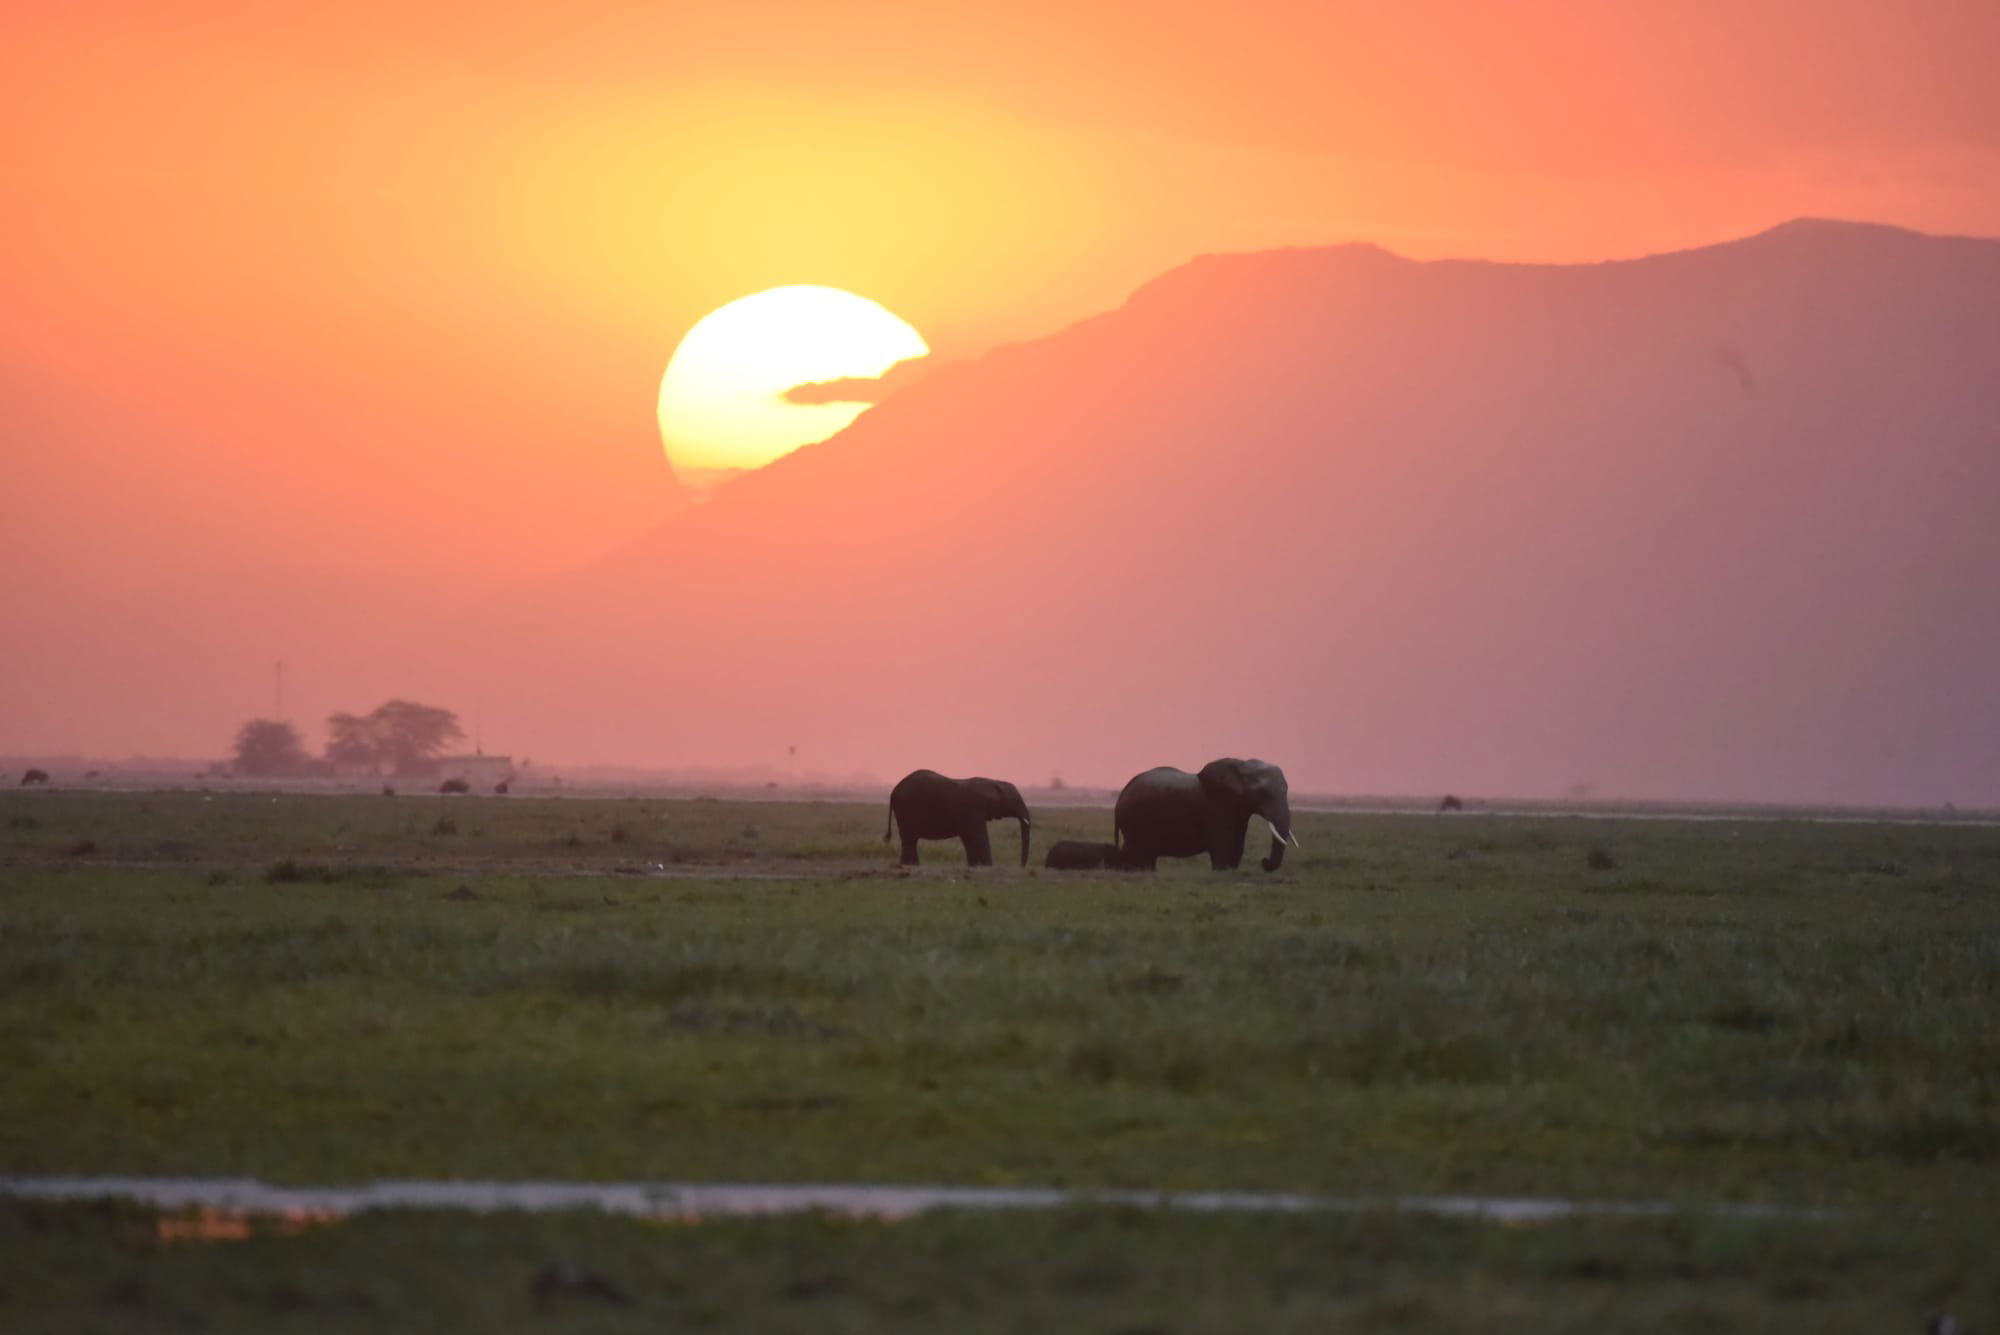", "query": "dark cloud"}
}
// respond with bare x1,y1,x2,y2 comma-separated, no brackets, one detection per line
783,355,934,405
